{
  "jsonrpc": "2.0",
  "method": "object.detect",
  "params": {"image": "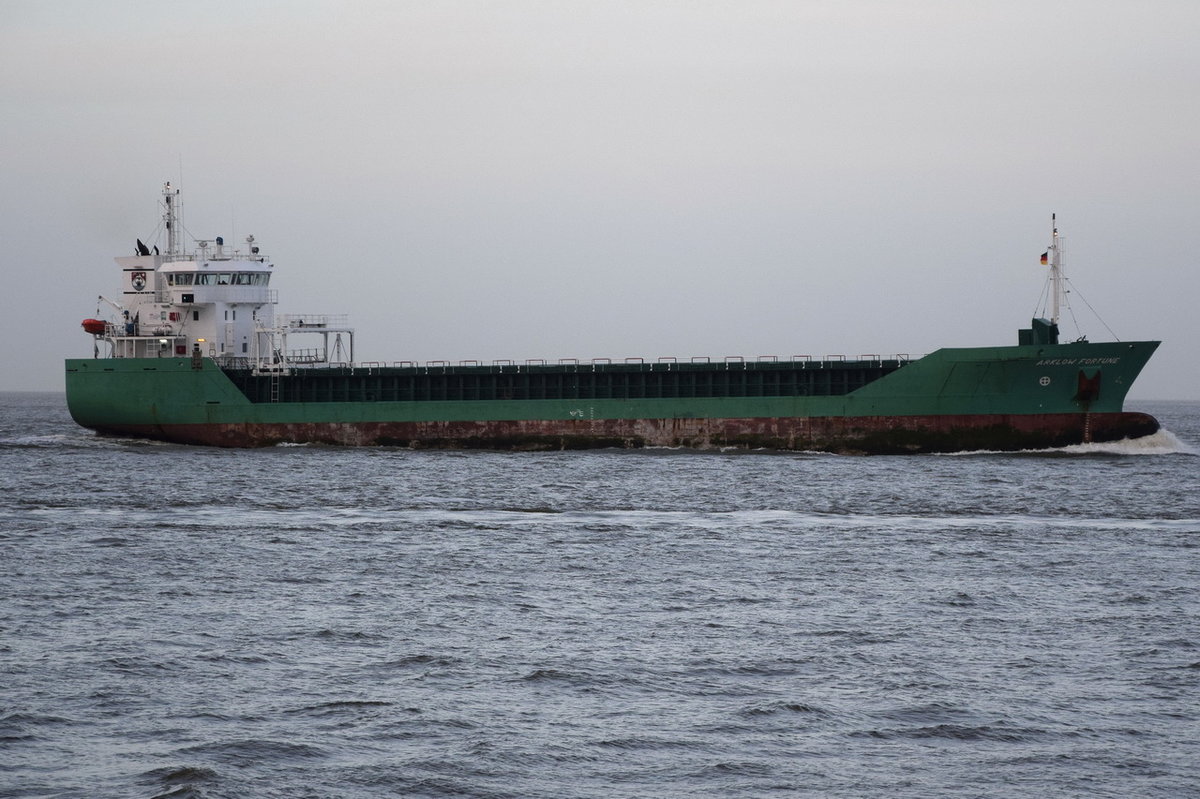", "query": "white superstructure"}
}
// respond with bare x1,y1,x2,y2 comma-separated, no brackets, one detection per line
85,183,352,374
